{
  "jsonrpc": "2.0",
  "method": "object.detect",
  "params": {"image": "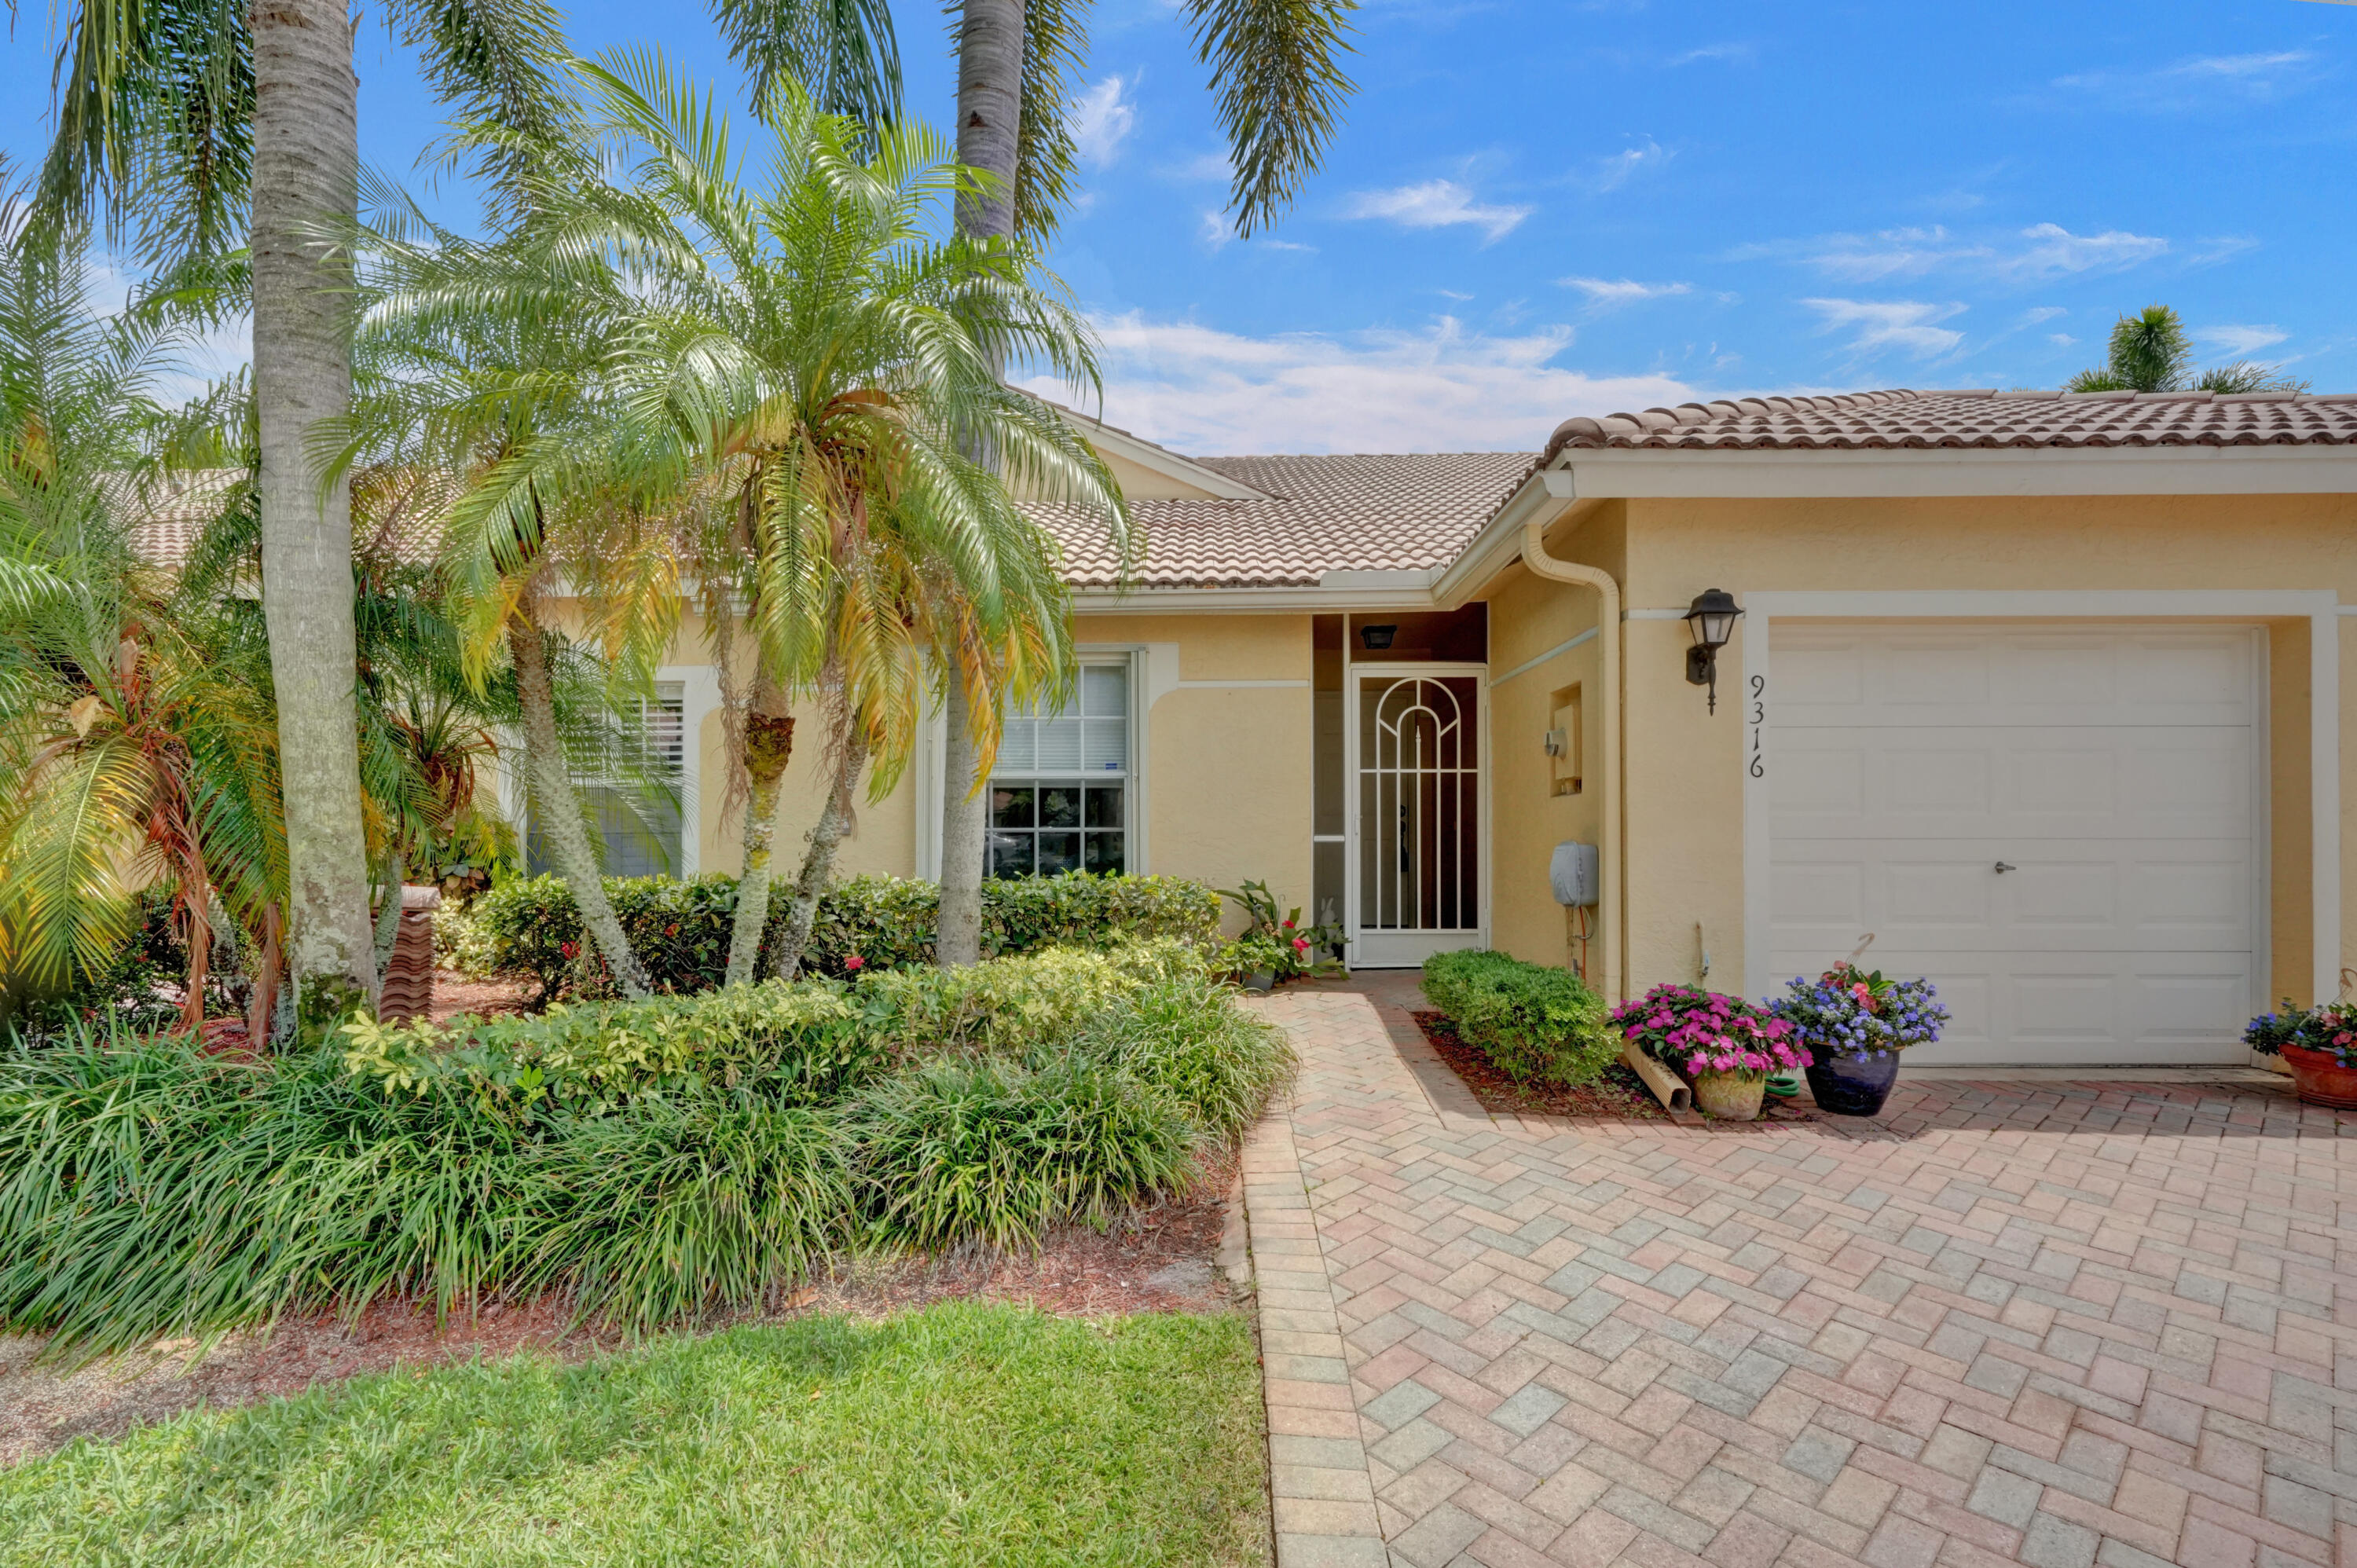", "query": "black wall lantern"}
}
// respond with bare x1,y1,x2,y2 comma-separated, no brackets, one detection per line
1358,624,1397,650
1682,588,1744,713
